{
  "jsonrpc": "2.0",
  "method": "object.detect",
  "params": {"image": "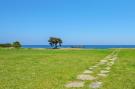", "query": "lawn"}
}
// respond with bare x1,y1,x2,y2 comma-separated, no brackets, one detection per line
101,49,135,89
0,48,135,89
